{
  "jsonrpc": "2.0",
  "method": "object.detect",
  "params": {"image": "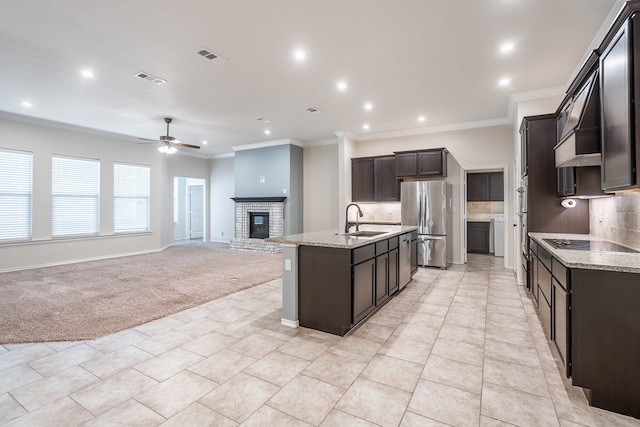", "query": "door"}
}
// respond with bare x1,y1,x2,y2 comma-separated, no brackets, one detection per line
422,181,447,235
189,184,204,239
418,236,446,268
